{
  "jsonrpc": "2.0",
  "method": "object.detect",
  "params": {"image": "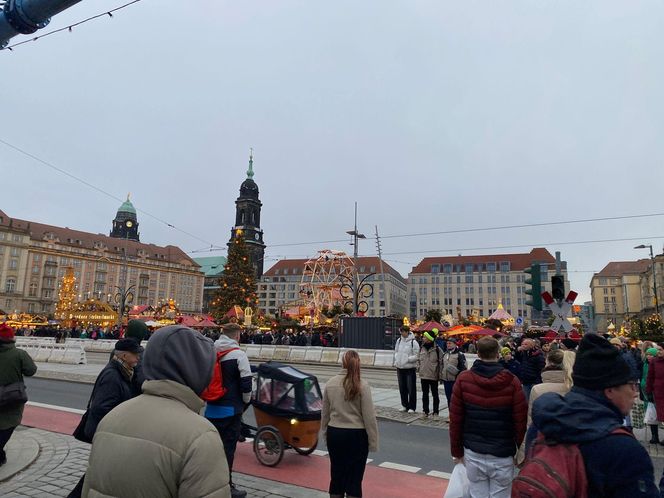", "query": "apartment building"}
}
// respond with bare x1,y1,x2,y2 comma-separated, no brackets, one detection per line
258,256,408,318
407,248,568,322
